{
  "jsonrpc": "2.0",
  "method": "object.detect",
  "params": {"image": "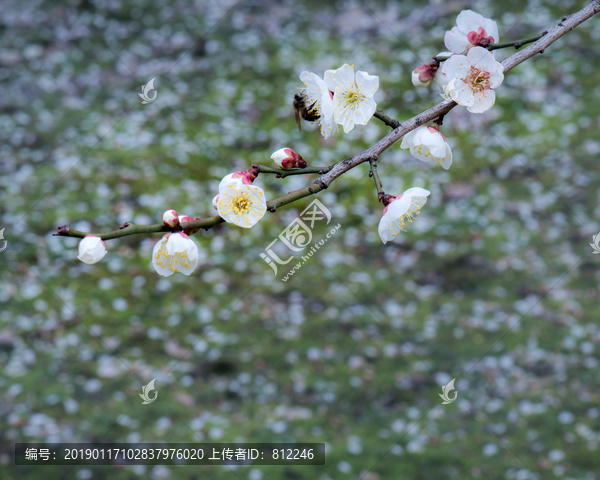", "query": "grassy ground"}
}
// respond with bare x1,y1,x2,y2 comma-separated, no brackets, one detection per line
1,0,600,479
